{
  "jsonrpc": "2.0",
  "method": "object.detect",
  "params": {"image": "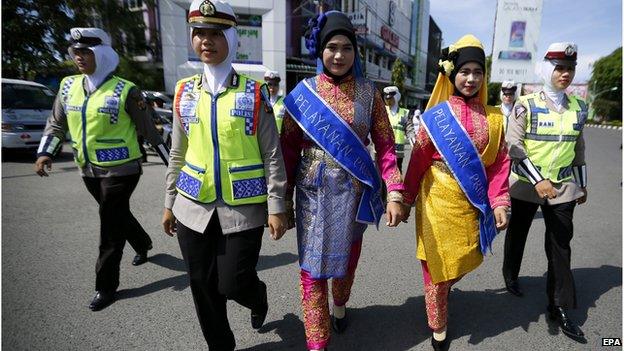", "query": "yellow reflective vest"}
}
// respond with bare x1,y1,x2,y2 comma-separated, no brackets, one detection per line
174,73,268,206
62,75,141,167
513,92,588,183
386,106,409,147
272,96,285,134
